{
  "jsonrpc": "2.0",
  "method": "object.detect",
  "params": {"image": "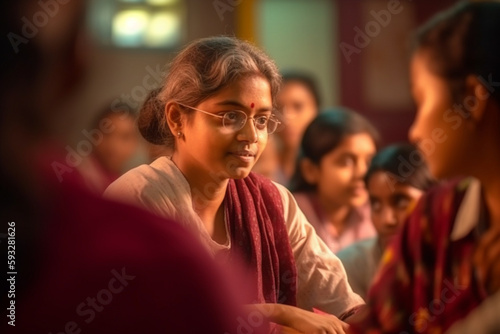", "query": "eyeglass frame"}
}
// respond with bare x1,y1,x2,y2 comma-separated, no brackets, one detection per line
176,102,282,134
